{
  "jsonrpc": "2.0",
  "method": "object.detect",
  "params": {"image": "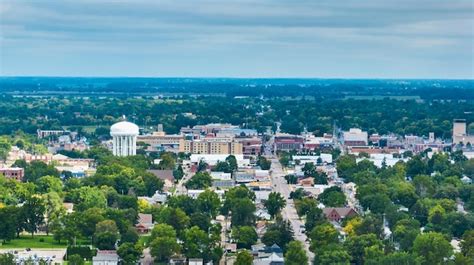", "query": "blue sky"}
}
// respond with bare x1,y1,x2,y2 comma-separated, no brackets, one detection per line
0,0,473,78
